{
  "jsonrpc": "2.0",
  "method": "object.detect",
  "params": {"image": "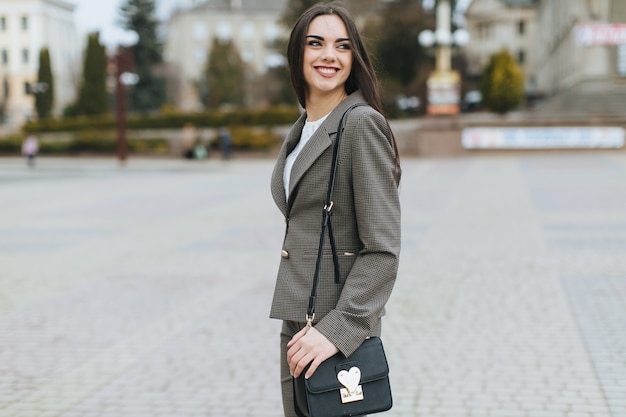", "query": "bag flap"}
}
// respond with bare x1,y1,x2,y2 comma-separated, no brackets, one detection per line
304,337,389,394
